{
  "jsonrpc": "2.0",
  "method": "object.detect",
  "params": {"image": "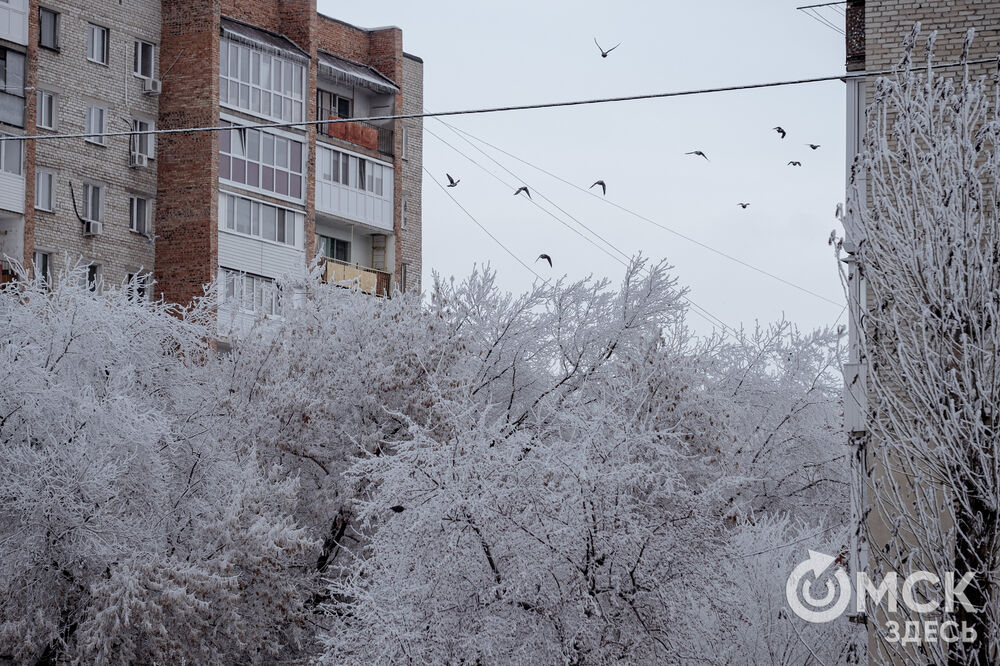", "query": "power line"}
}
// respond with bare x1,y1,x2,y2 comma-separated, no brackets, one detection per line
799,7,845,36
2,58,997,144
439,120,845,309
424,165,546,283
424,125,741,335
